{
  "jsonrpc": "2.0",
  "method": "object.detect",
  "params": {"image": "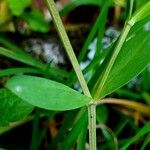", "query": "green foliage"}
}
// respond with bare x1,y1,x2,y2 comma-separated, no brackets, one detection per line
6,75,92,110
129,1,150,25
7,0,31,16
0,0,150,149
93,30,150,99
21,10,49,32
0,47,43,68
120,122,150,150
60,0,103,16
0,88,34,126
